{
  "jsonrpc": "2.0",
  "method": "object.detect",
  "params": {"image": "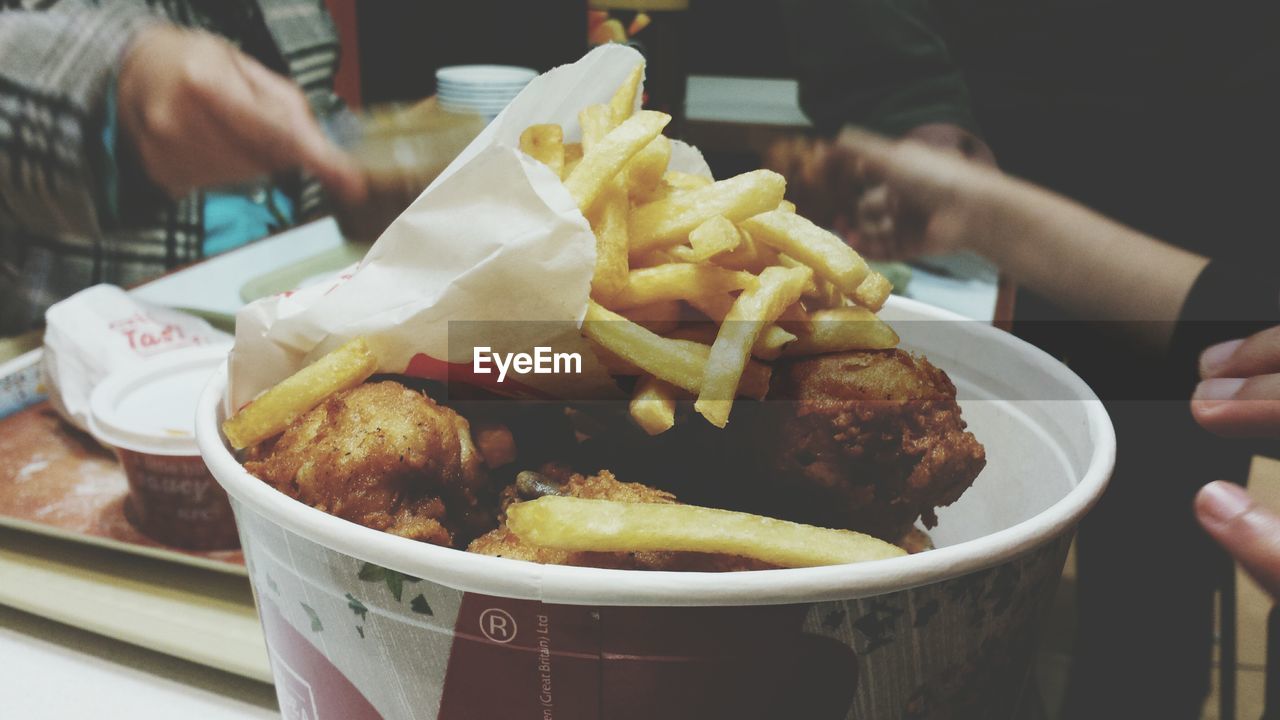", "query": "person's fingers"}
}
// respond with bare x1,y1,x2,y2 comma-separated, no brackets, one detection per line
837,127,974,211
819,140,865,221
149,114,265,196
1191,372,1280,437
192,45,365,202
835,127,898,178
1200,325,1280,379
857,184,891,225
1195,481,1280,598
183,41,300,165
231,53,366,203
855,222,897,261
764,137,800,177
